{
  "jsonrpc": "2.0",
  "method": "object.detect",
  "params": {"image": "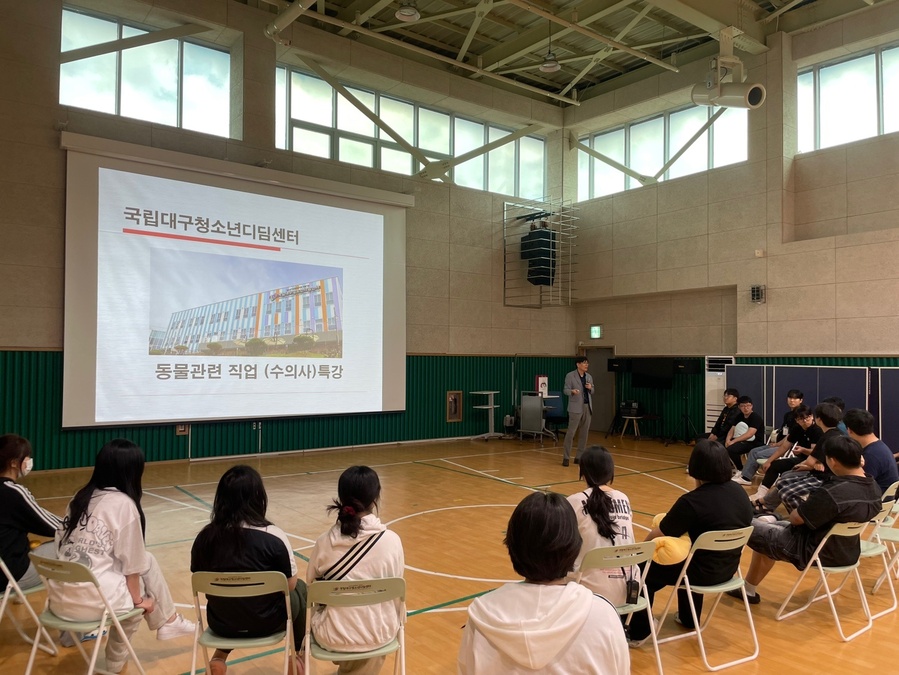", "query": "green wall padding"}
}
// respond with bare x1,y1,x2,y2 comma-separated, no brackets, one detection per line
0,351,577,469
615,360,705,440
